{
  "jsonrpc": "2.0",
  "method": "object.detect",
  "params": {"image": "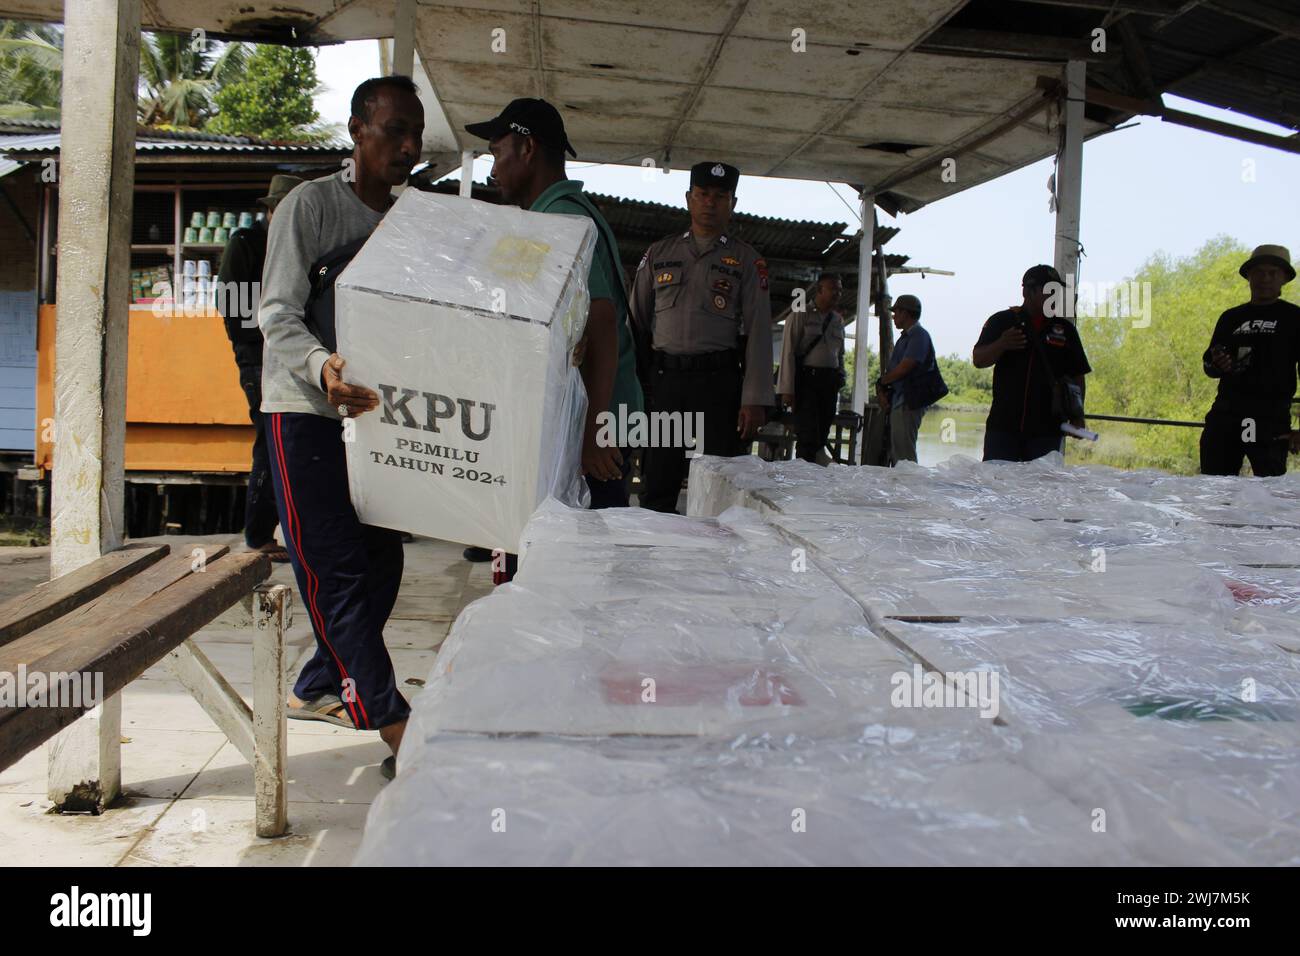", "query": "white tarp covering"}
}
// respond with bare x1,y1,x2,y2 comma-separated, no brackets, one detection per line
356,455,1300,865
336,190,594,552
